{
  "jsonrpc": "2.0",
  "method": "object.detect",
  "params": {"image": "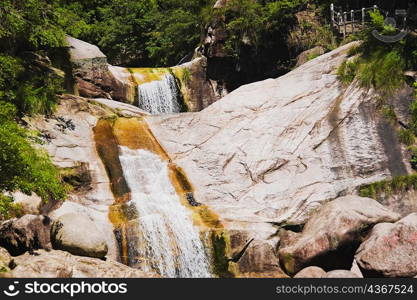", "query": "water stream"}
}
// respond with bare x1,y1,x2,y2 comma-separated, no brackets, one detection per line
118,146,211,278
137,74,181,114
